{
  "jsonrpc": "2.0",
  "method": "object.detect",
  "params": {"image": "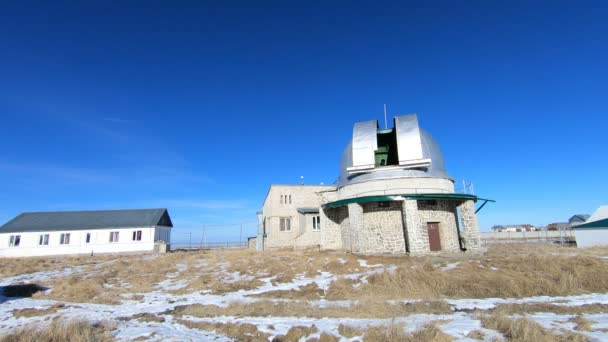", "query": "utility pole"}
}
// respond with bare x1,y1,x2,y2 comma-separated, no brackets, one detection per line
189,232,192,250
